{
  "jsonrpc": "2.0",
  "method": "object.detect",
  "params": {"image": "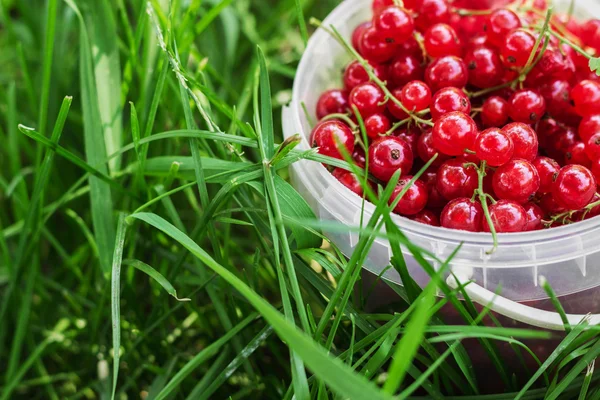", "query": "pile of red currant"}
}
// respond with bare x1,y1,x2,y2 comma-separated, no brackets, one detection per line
310,0,600,236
